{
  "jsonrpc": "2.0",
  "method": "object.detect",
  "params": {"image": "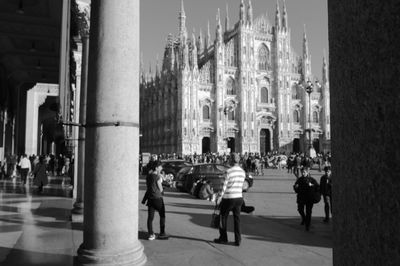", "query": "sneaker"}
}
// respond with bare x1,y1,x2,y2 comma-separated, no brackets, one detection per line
158,233,169,240
148,234,156,241
323,218,330,223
